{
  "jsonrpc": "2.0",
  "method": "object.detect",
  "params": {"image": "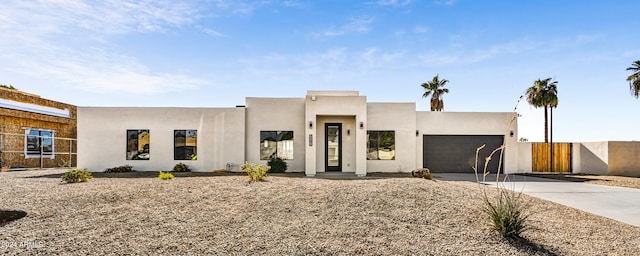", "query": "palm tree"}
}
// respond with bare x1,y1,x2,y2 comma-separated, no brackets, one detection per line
626,60,640,98
525,78,558,143
421,75,450,111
